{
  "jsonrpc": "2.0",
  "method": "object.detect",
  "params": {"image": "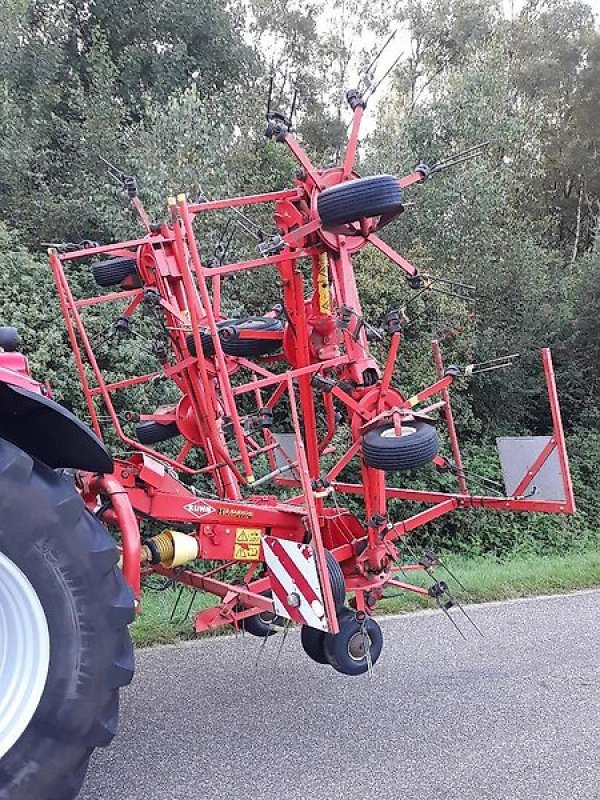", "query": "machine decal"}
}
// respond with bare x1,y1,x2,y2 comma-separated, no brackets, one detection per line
263,536,328,631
